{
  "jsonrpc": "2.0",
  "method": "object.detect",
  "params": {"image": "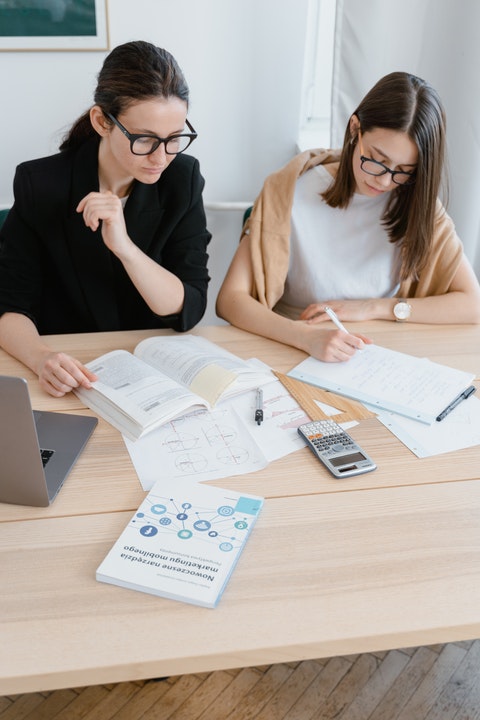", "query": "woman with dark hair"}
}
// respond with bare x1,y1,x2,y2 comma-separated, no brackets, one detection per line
0,41,210,397
217,71,480,362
